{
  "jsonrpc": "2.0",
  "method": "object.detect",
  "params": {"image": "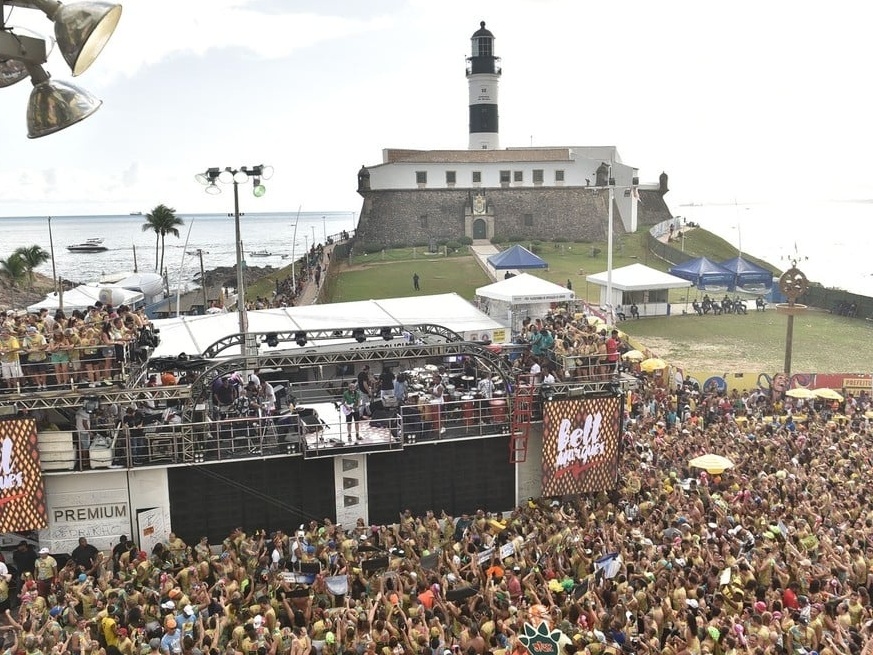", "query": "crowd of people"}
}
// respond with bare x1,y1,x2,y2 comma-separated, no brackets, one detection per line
0,303,155,393
5,346,873,655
